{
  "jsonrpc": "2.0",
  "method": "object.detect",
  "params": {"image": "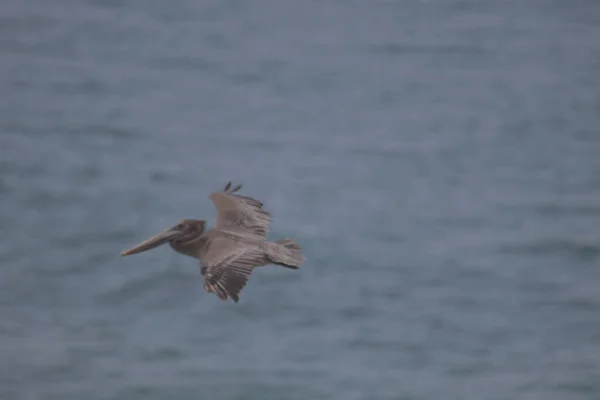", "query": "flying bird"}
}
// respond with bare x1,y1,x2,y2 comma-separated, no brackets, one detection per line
120,182,304,303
